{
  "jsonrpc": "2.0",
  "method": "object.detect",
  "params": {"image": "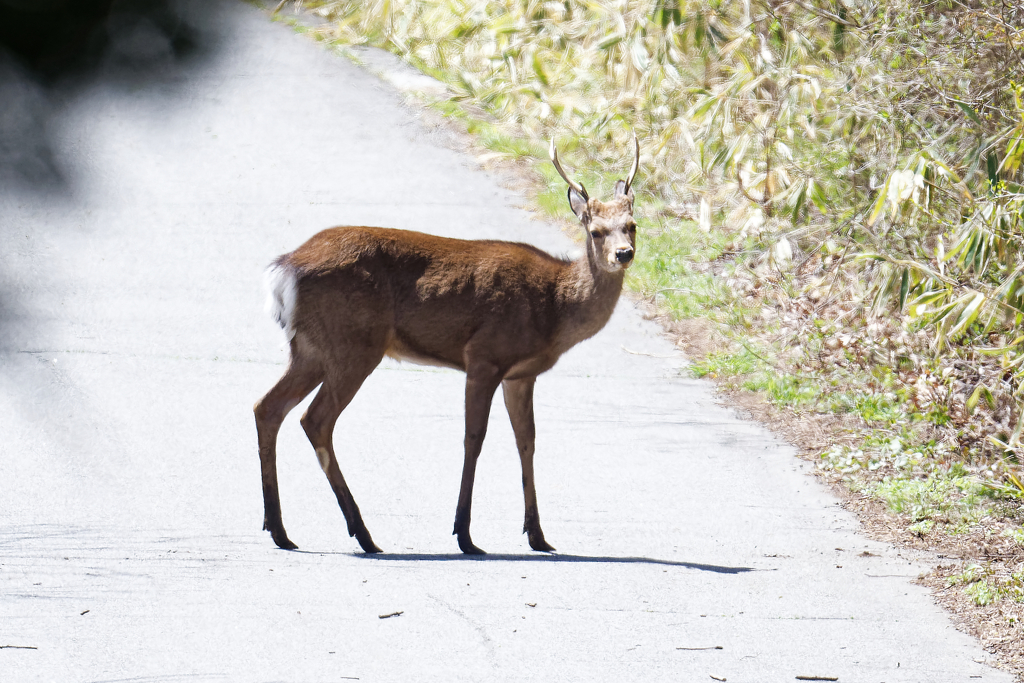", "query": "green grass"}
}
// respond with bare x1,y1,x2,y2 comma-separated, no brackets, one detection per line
871,475,988,524
627,221,759,323
826,389,904,426
908,519,935,536
691,349,761,379
744,373,821,407
947,564,1024,606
